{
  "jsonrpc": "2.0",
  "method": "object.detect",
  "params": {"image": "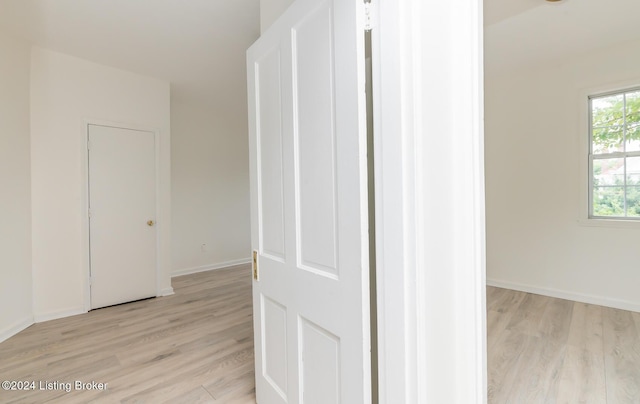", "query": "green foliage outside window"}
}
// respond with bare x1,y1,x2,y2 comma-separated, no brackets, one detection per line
591,89,640,218
592,164,640,217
